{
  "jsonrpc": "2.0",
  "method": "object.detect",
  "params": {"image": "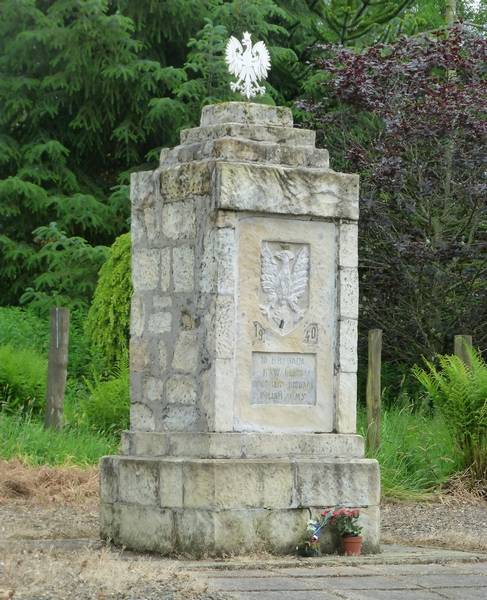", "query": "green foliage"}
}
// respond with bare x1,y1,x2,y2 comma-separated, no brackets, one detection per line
360,405,458,500
0,306,49,353
85,233,132,370
413,348,487,484
0,345,47,415
0,413,118,466
82,365,130,435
